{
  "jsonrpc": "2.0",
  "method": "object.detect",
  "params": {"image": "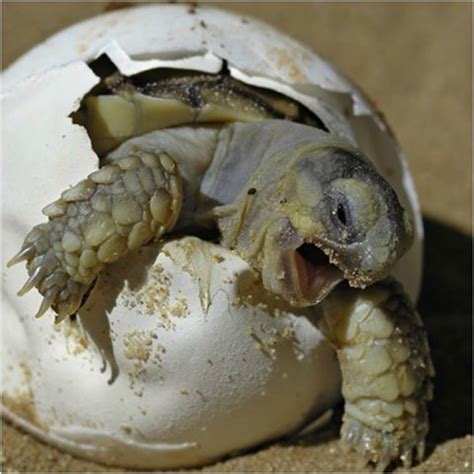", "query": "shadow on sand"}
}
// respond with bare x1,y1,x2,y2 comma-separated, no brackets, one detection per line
418,217,472,444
